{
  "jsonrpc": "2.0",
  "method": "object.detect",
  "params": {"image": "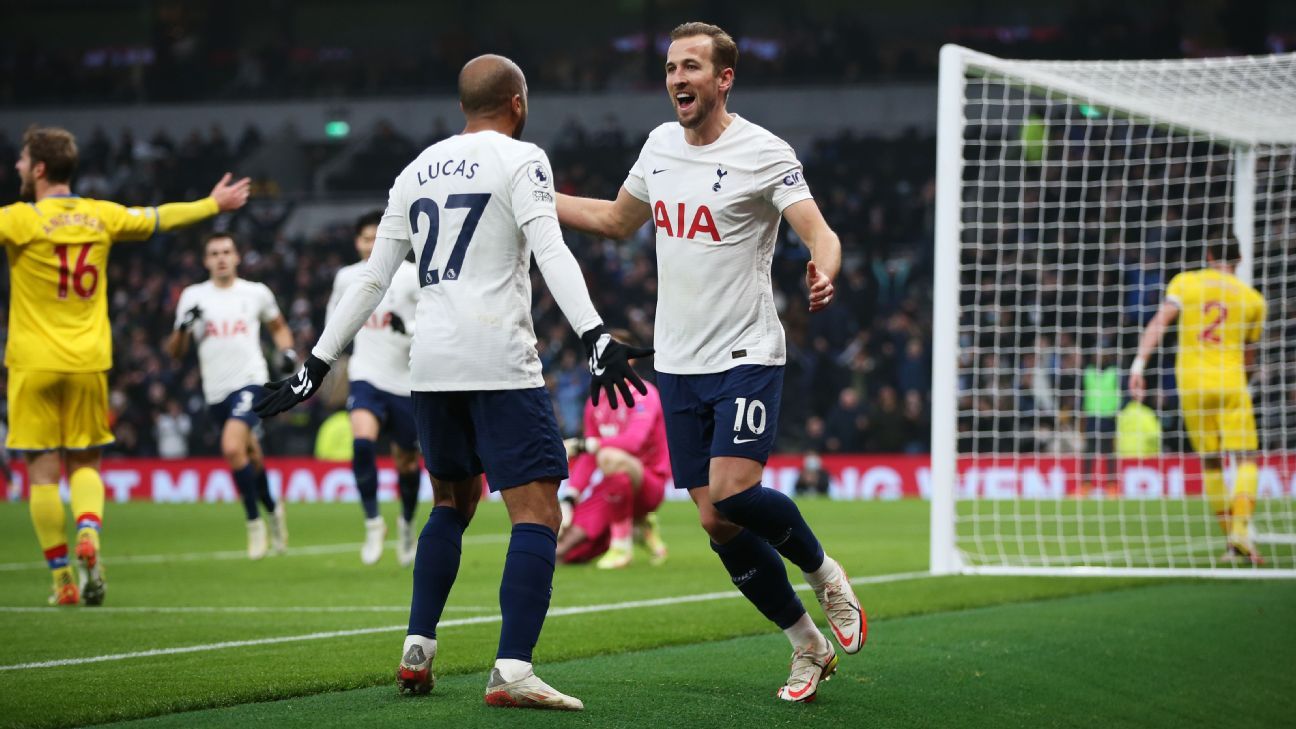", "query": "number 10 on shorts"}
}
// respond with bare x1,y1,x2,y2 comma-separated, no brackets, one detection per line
732,397,767,436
